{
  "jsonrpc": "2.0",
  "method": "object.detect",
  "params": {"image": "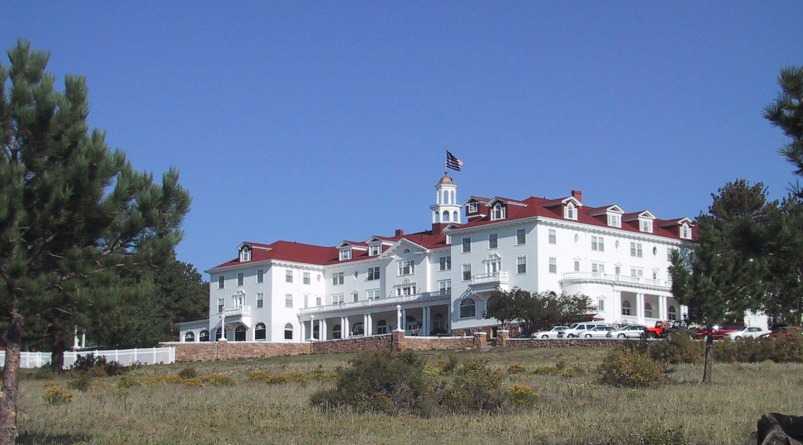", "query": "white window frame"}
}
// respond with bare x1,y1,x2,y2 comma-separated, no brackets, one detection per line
285,294,293,308
548,257,557,274
516,228,526,245
339,248,352,261
332,272,344,286
607,213,621,228
367,266,380,281
303,271,311,285
398,260,414,276
462,264,472,281
517,256,526,274
491,203,505,220
564,203,577,220
285,269,293,283
439,256,451,271
489,233,498,249
462,237,471,253
548,229,556,245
